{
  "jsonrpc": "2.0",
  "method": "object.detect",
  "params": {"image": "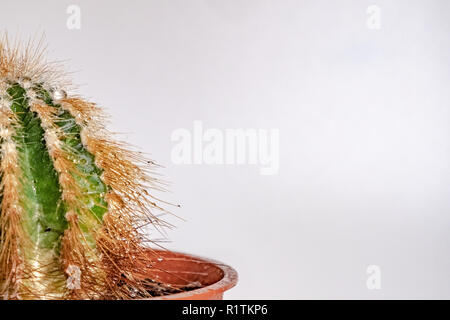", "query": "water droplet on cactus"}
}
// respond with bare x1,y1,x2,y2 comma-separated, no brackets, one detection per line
0,98,10,109
52,89,67,101
26,89,37,100
19,77,32,89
